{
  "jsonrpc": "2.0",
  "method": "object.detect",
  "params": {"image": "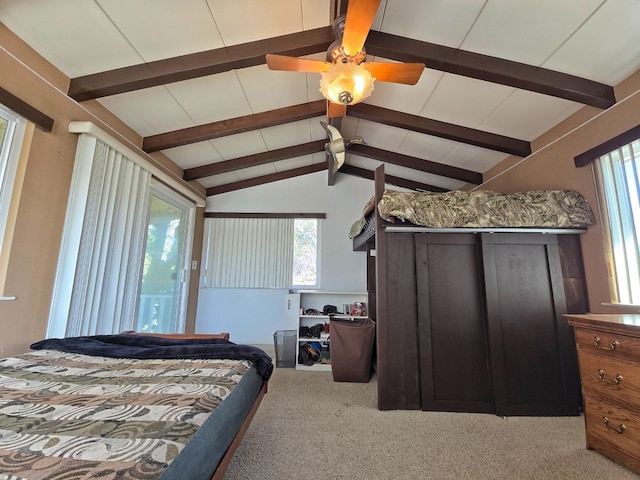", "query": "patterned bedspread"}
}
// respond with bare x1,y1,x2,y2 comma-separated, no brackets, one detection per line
0,349,252,479
349,189,595,238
